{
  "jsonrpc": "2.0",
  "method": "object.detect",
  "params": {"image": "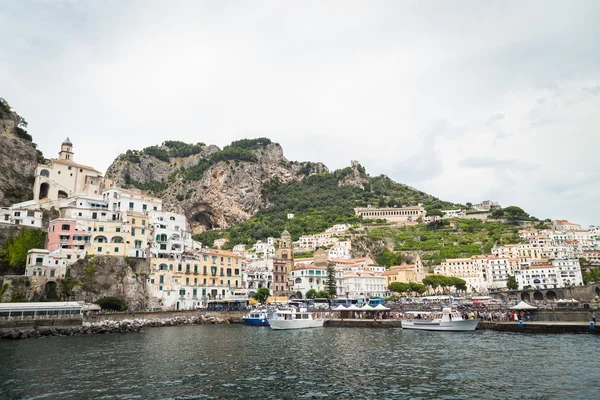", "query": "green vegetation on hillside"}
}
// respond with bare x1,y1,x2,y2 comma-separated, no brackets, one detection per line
367,219,523,265
121,140,206,163
182,137,273,181
490,206,537,221
121,137,275,183
0,228,46,272
193,170,457,248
